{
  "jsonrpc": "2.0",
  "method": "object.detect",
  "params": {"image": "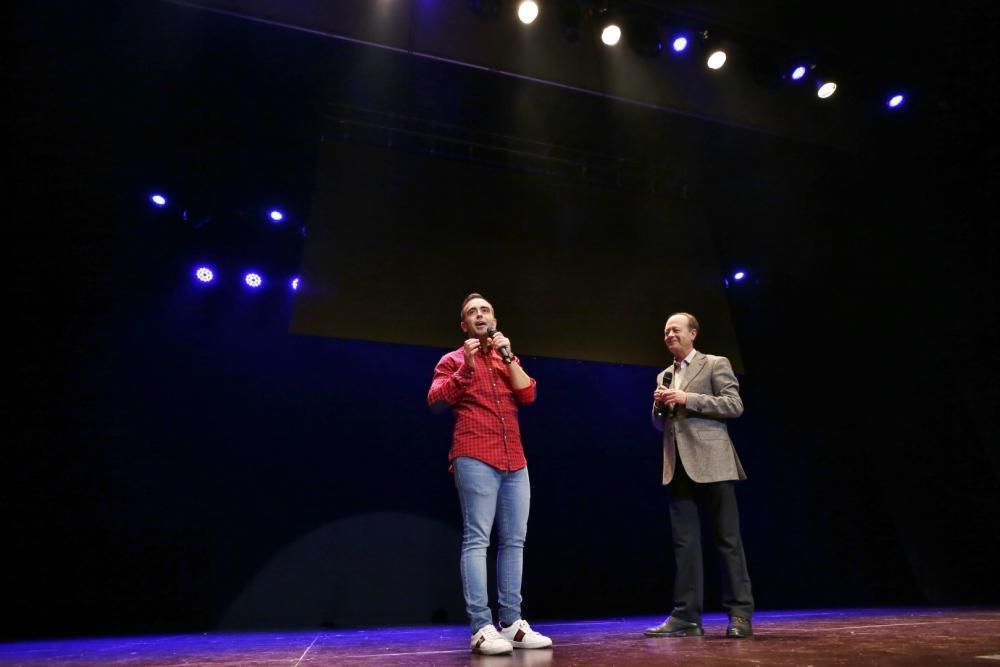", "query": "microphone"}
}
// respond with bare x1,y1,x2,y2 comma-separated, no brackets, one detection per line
655,370,673,418
486,325,513,364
